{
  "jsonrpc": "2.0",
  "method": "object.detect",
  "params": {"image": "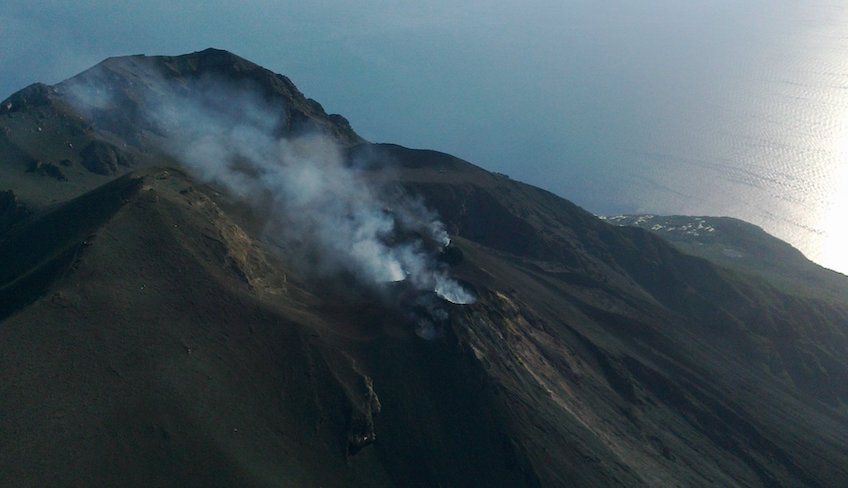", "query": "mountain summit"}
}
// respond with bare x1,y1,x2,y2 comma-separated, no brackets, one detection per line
1,49,847,487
